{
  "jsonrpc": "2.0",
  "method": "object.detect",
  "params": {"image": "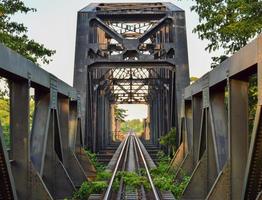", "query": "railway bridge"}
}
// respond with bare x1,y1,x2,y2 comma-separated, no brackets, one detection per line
0,2,262,200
